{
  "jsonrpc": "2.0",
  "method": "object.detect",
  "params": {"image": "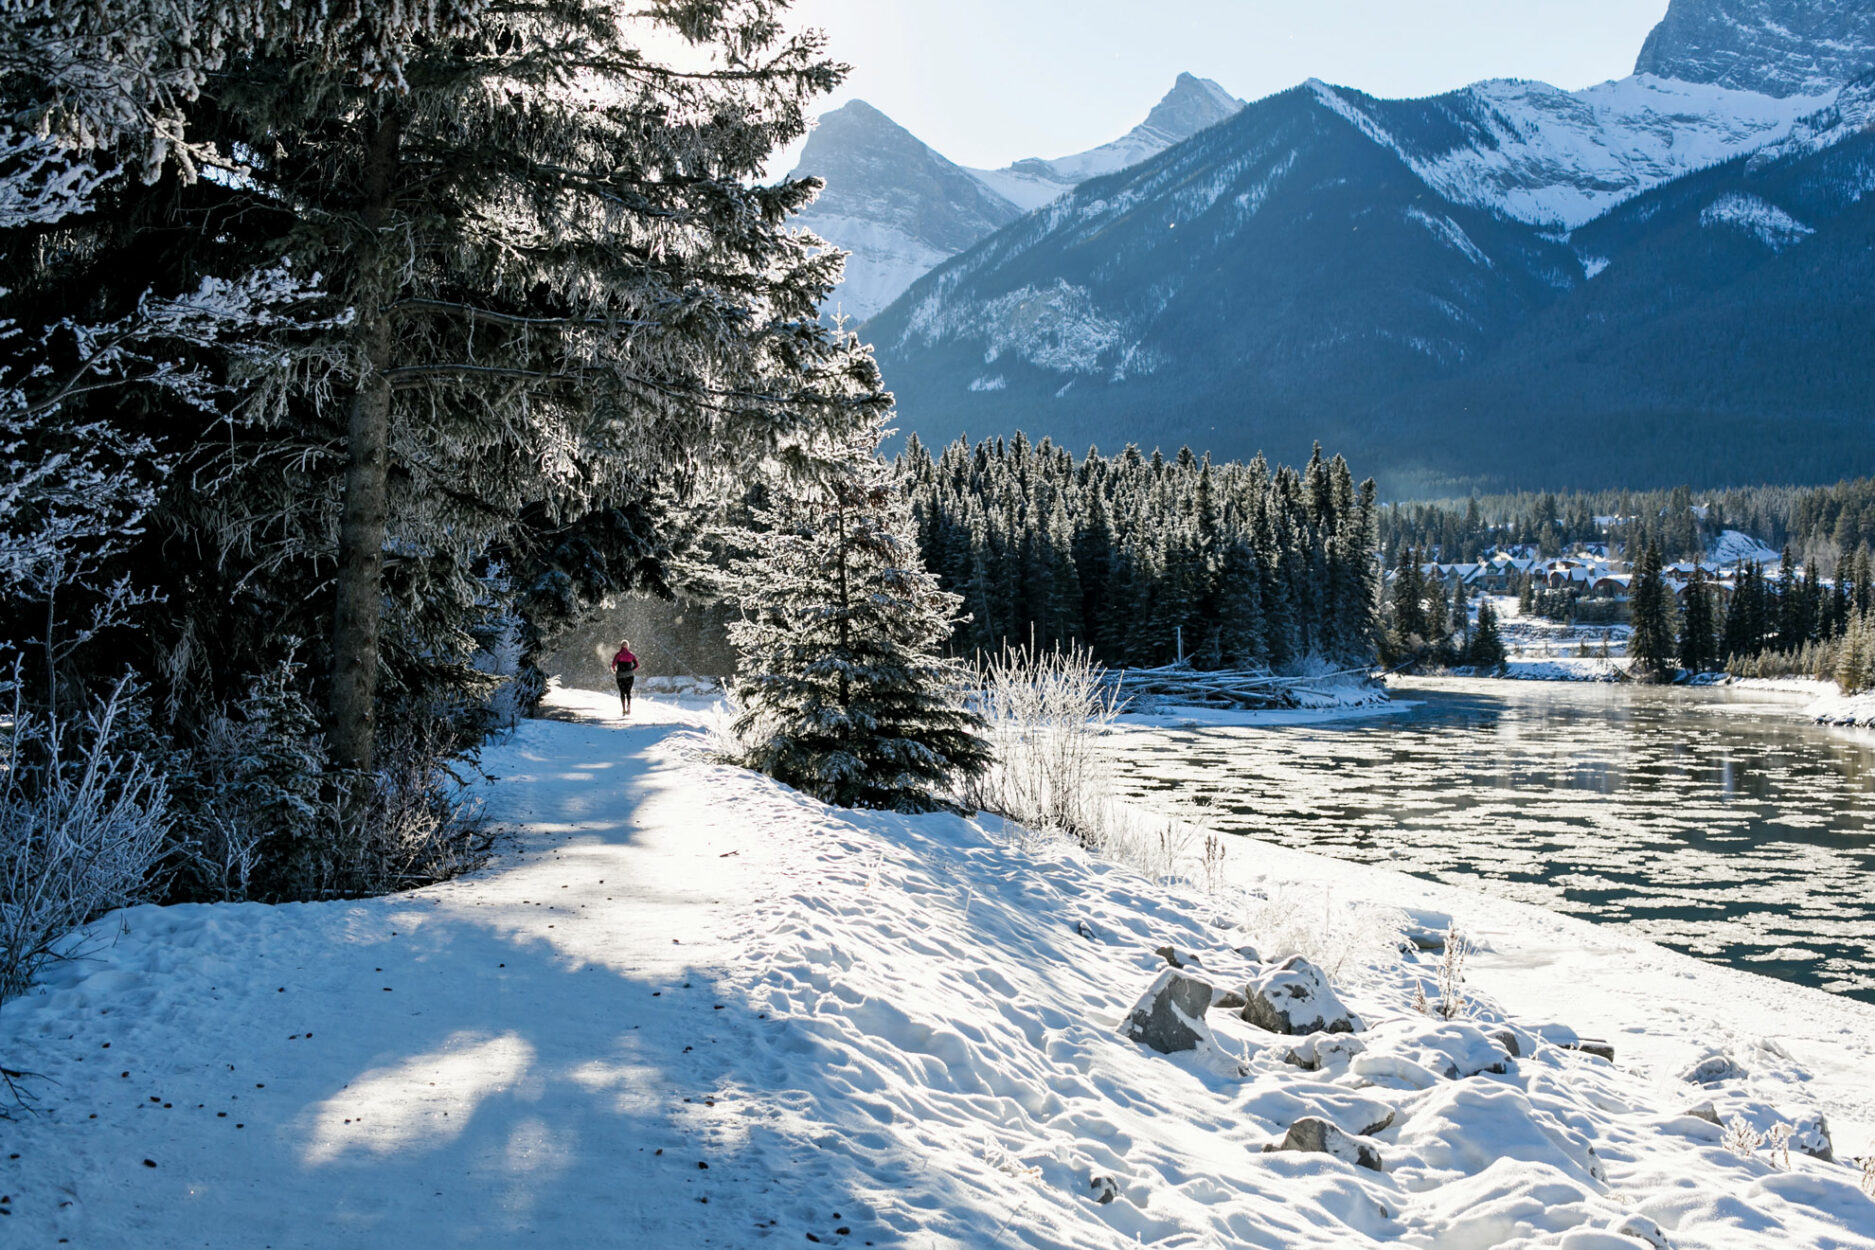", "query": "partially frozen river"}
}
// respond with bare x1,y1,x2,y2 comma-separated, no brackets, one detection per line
1113,677,1875,1003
